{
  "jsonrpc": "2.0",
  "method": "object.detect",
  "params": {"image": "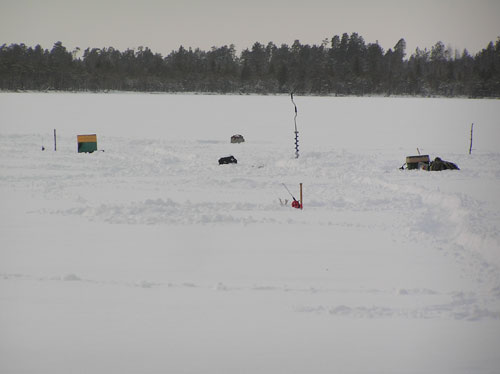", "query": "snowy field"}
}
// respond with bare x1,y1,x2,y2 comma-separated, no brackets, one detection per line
1,92,500,374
